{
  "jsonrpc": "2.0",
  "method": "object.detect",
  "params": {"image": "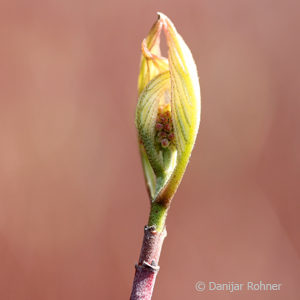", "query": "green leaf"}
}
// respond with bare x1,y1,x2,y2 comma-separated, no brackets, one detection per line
155,13,201,204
